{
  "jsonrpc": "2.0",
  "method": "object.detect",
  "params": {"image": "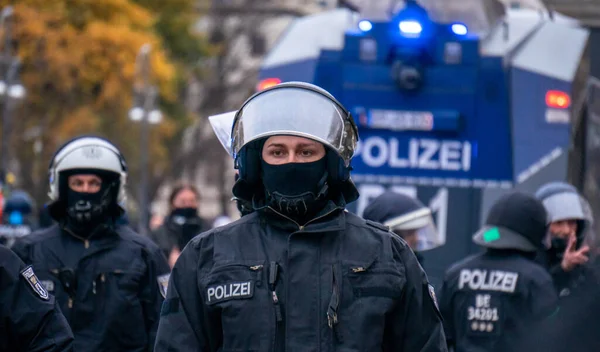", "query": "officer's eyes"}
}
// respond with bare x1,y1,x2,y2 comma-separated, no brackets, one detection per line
300,150,314,157
271,149,286,157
